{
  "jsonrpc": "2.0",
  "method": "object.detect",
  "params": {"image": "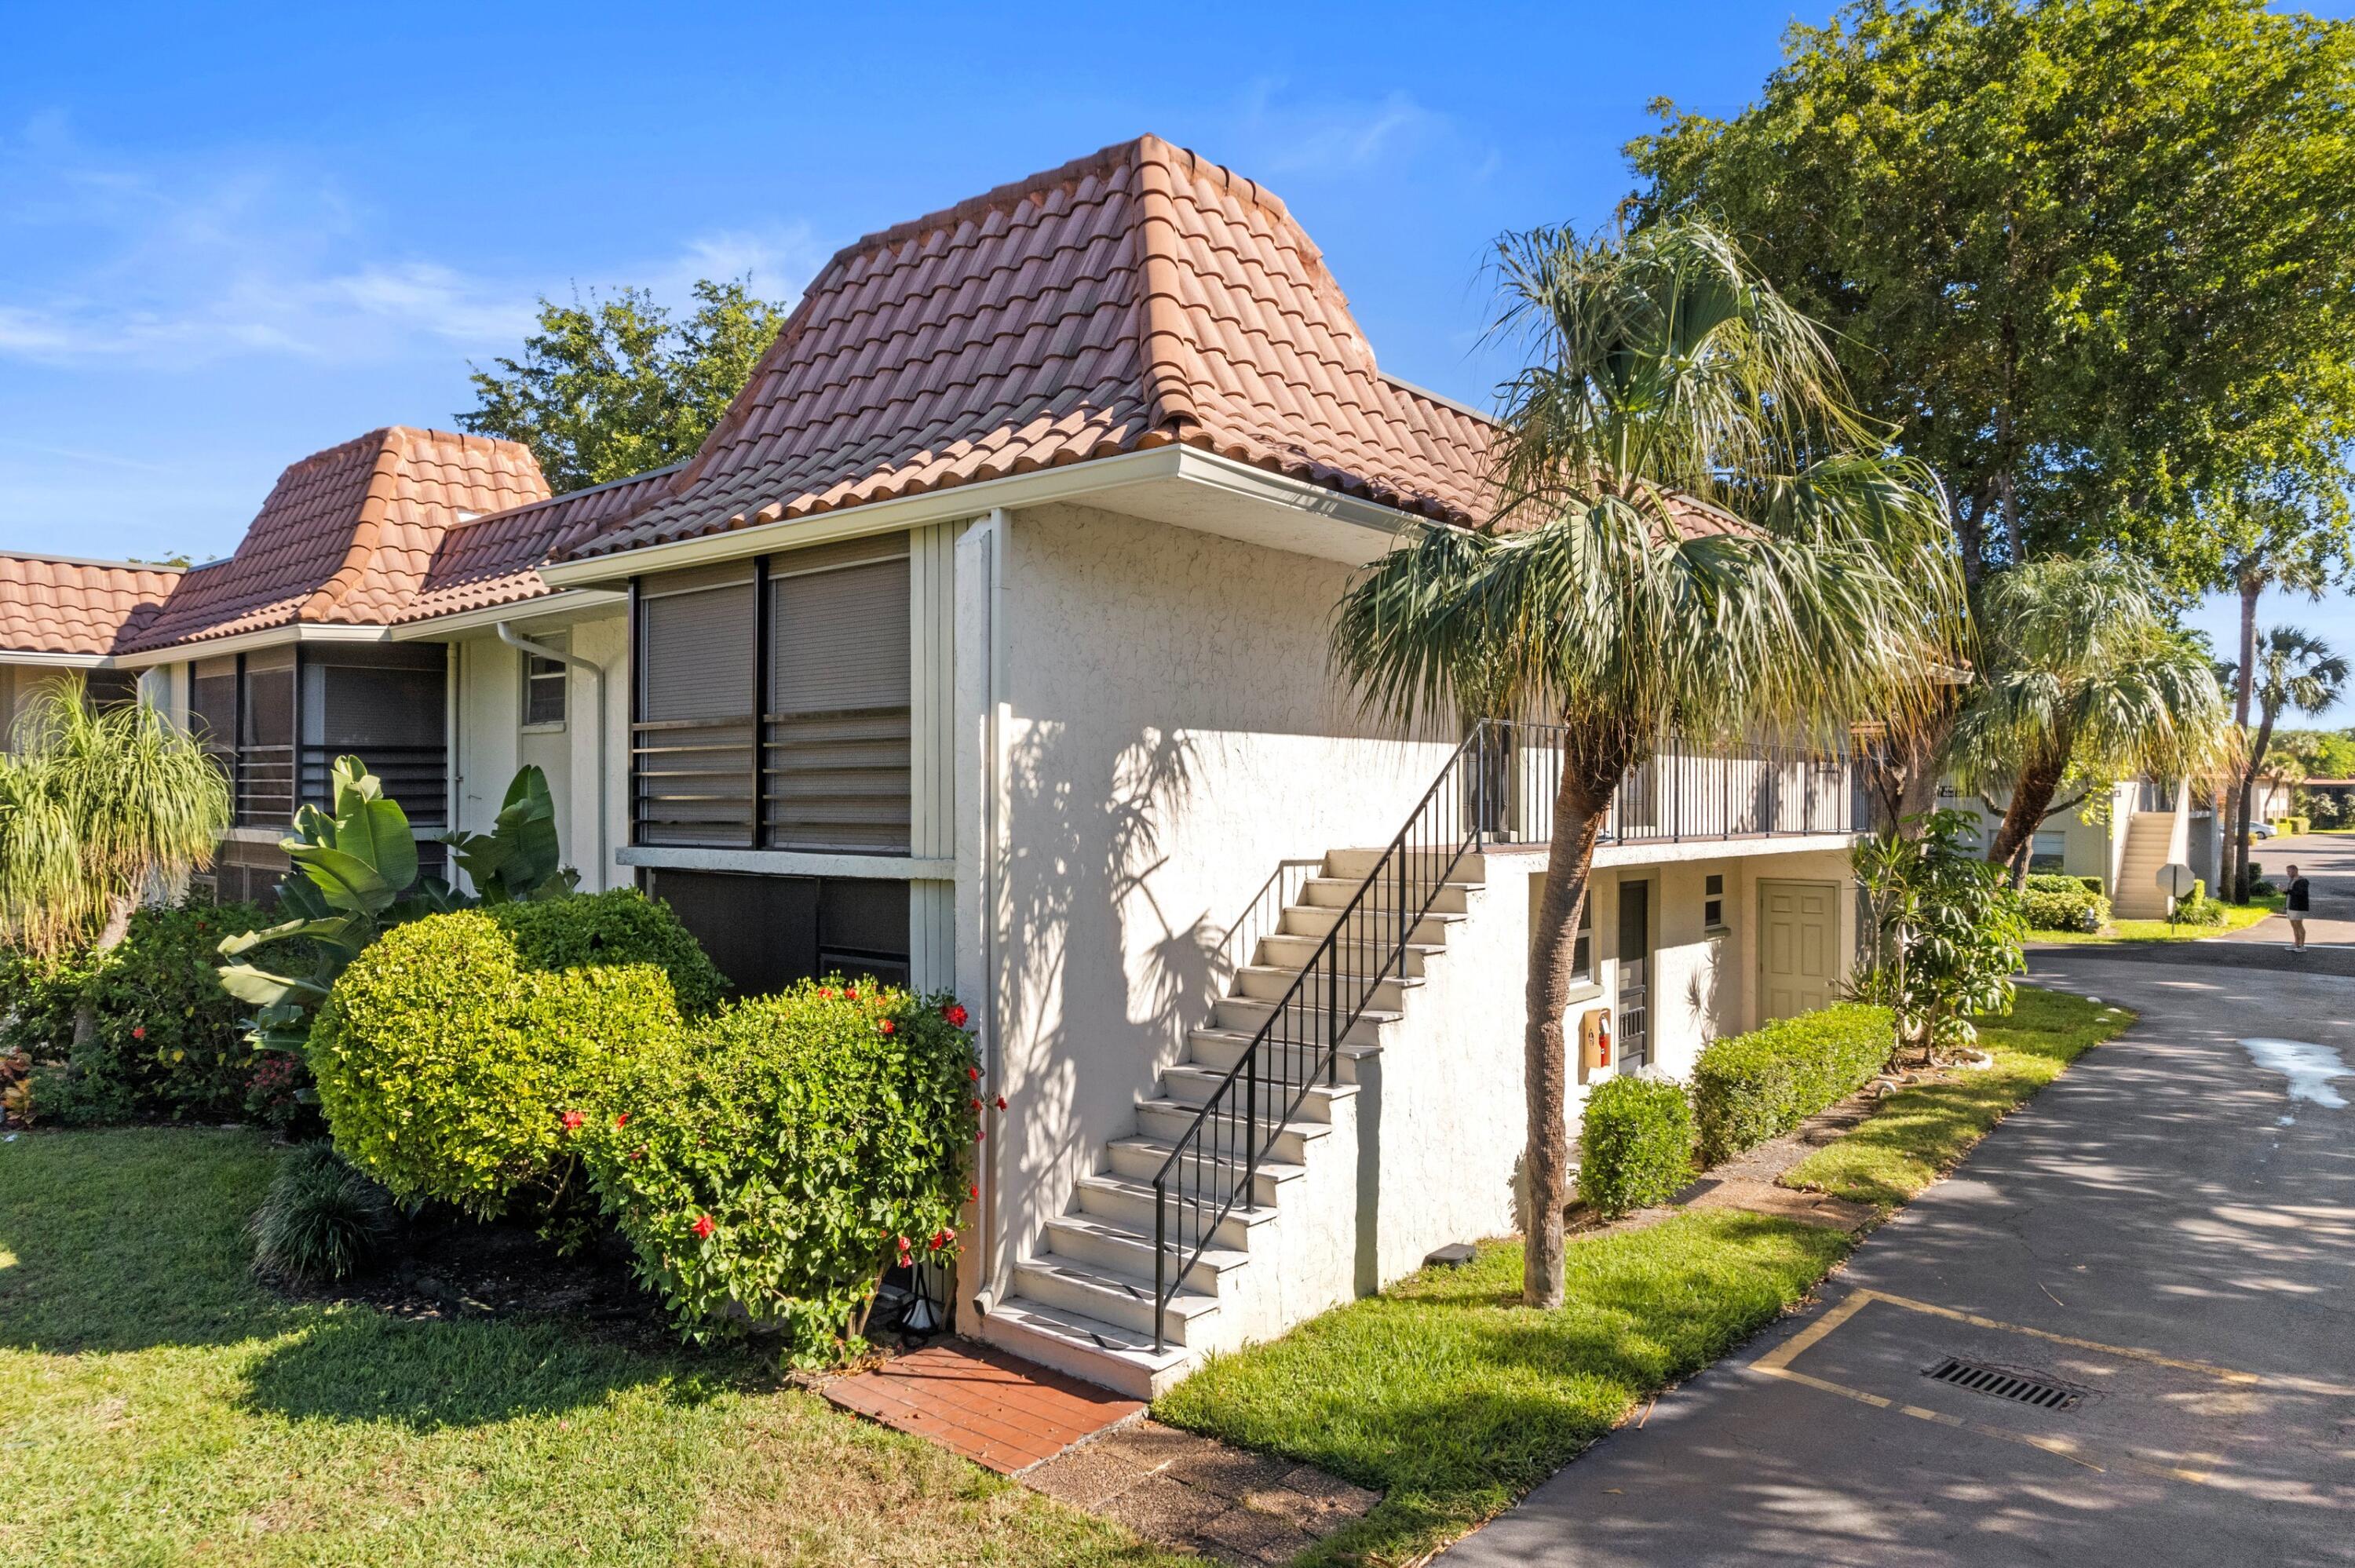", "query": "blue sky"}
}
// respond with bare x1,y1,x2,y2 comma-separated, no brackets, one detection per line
4,2,2351,719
